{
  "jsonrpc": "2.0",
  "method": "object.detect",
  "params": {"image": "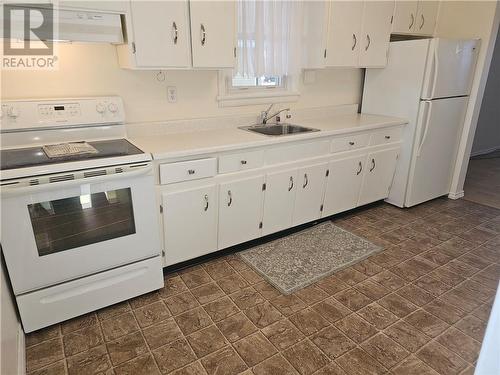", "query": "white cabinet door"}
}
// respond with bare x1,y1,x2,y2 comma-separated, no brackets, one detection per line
323,155,365,217
162,185,217,266
129,1,191,68
218,175,265,249
325,1,363,67
262,169,298,236
302,0,330,69
358,1,394,67
190,1,236,68
293,163,328,226
358,148,400,206
392,1,418,34
415,1,439,35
